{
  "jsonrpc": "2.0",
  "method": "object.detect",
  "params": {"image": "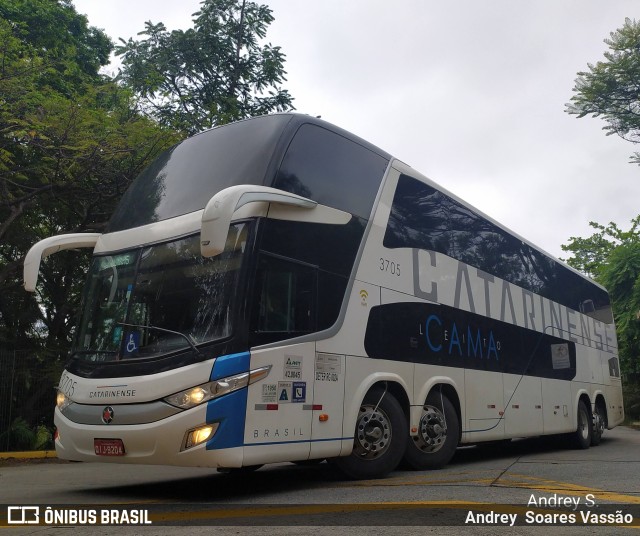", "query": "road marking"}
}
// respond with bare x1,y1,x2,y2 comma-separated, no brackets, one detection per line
494,474,640,505
342,471,640,505
144,501,640,526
